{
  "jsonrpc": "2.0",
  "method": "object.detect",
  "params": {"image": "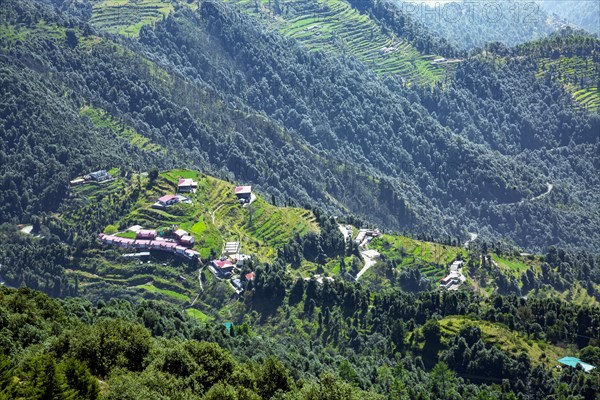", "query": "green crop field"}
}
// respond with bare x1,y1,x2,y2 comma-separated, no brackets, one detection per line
490,253,537,277
437,316,568,368
90,0,175,37
536,56,600,112
186,307,213,322
371,234,466,280
136,282,190,302
223,0,455,86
